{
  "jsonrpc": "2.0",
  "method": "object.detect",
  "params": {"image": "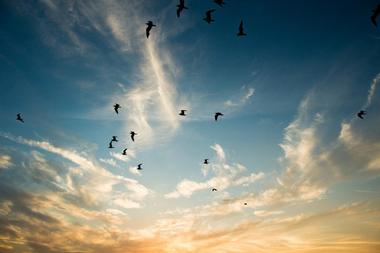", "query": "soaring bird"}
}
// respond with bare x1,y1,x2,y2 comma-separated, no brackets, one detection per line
122,148,128,155
214,0,226,7
16,113,24,123
203,9,216,24
108,141,114,149
214,112,223,121
177,0,188,18
179,110,187,116
146,21,156,38
211,188,218,192
371,4,380,27
137,163,143,170
237,20,247,36
204,159,209,165
111,136,118,142
114,104,121,114
357,110,366,119
244,202,248,206
130,131,137,142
